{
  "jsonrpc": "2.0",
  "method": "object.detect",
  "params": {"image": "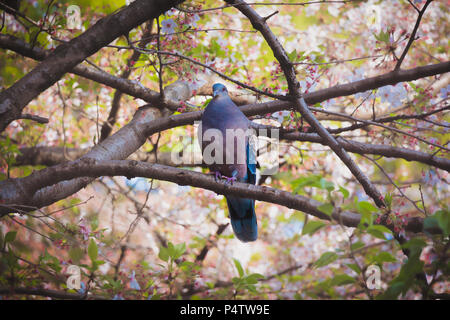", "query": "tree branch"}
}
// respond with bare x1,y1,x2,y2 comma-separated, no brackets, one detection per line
17,113,49,124
0,158,431,235
395,0,433,70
